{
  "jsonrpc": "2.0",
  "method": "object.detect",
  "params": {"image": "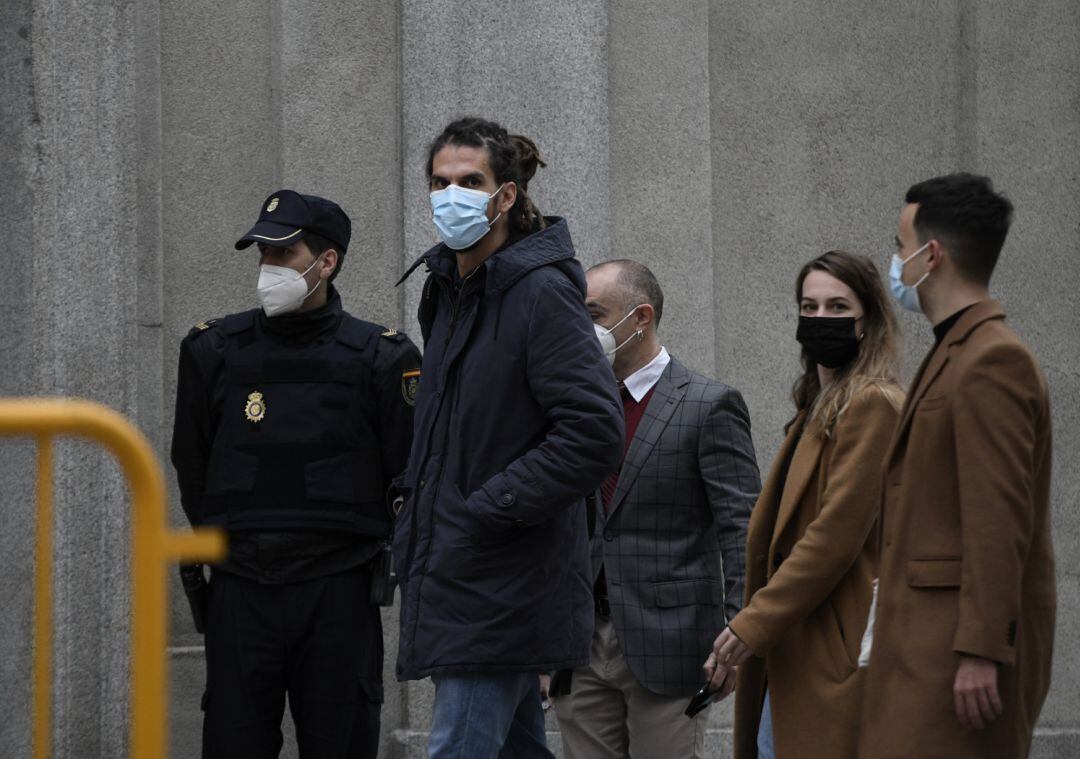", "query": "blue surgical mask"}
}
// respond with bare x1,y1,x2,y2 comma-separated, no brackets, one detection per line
889,242,931,313
430,183,505,250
